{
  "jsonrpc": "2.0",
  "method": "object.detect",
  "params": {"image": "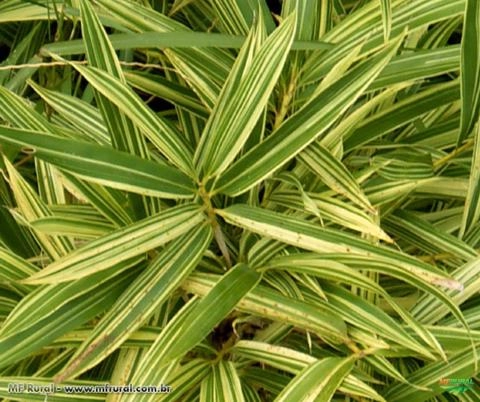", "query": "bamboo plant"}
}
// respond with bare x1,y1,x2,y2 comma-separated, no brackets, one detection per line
0,0,479,401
